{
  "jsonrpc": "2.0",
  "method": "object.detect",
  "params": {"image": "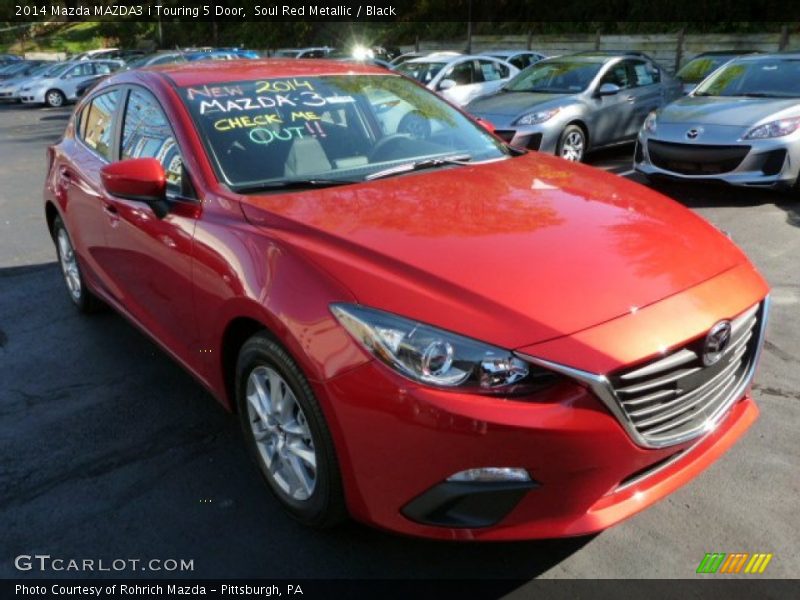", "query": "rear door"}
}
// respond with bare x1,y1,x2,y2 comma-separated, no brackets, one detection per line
590,59,637,146
474,58,514,100
60,62,95,99
60,88,123,287
438,59,480,105
625,59,664,137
